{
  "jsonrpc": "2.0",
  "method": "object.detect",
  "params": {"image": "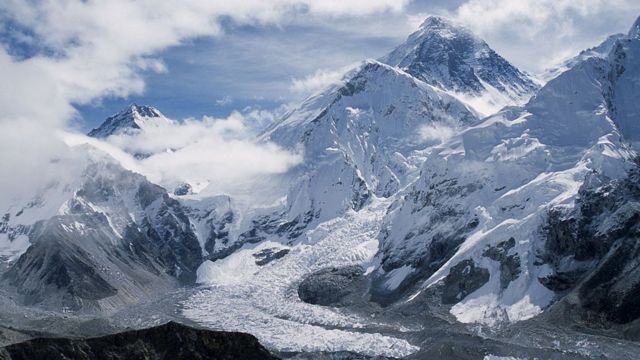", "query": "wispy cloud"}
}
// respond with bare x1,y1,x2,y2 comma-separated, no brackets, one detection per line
289,66,352,96
450,0,640,71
